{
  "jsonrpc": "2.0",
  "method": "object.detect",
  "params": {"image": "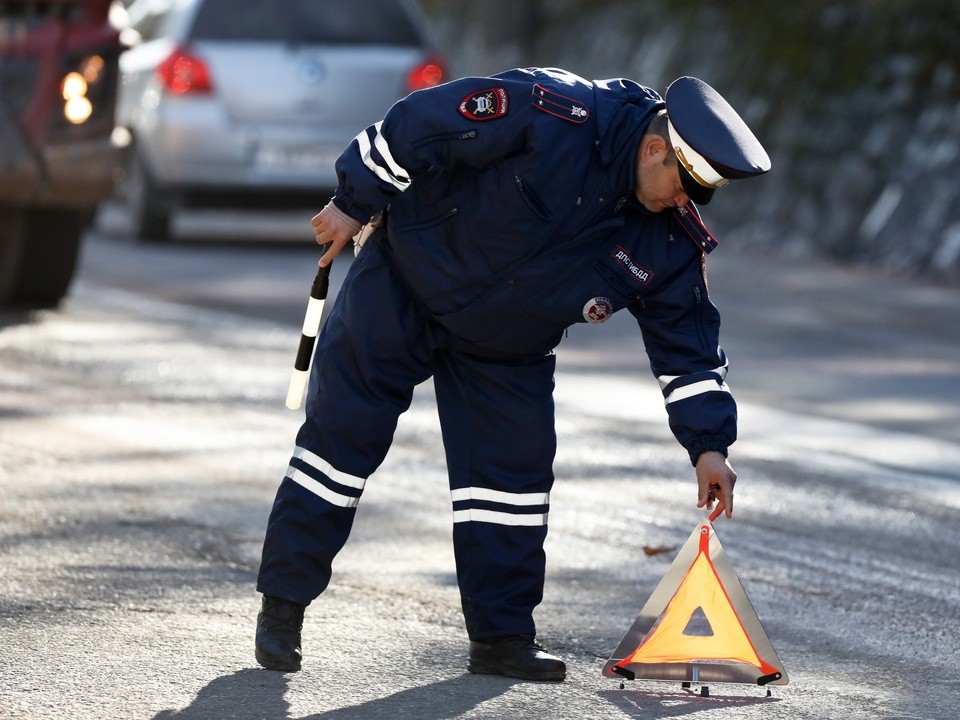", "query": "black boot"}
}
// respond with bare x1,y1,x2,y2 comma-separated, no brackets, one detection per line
468,635,566,681
255,594,305,672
